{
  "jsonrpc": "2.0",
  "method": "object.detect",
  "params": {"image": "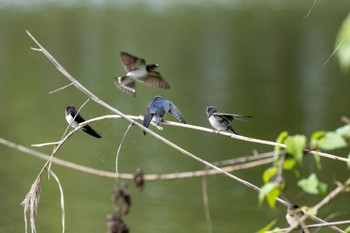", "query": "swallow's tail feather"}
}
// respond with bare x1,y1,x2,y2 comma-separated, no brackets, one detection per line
114,76,136,96
82,125,102,138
